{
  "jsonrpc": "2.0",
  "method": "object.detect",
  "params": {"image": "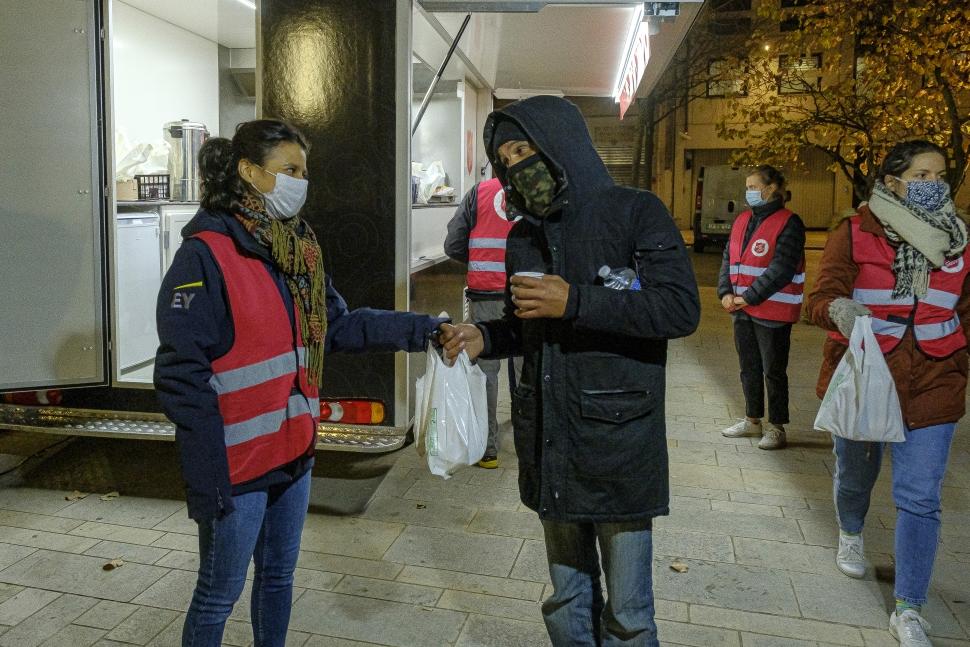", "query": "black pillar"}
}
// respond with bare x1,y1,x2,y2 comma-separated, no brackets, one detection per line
261,0,401,415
